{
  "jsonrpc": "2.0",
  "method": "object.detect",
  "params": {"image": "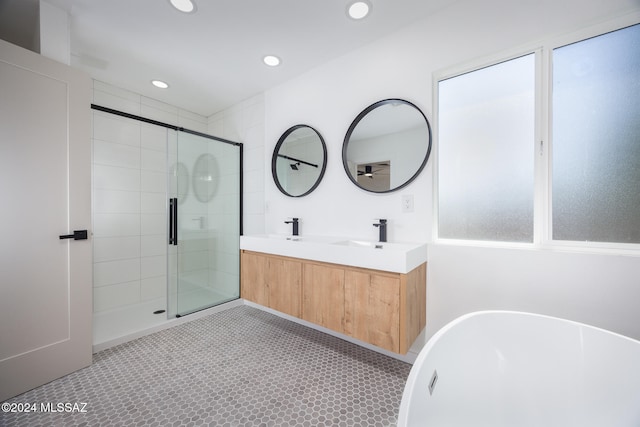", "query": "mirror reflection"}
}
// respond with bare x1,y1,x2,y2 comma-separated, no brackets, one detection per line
343,99,432,193
272,125,327,197
193,153,219,202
